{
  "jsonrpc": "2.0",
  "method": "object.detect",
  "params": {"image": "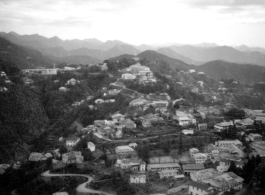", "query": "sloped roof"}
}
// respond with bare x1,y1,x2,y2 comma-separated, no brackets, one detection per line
189,181,212,191
182,164,205,170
